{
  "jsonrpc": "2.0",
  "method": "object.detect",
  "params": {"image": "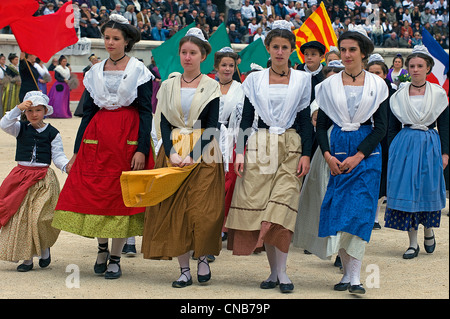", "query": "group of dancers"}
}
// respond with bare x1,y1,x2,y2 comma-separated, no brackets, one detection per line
0,52,75,119
0,13,448,296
